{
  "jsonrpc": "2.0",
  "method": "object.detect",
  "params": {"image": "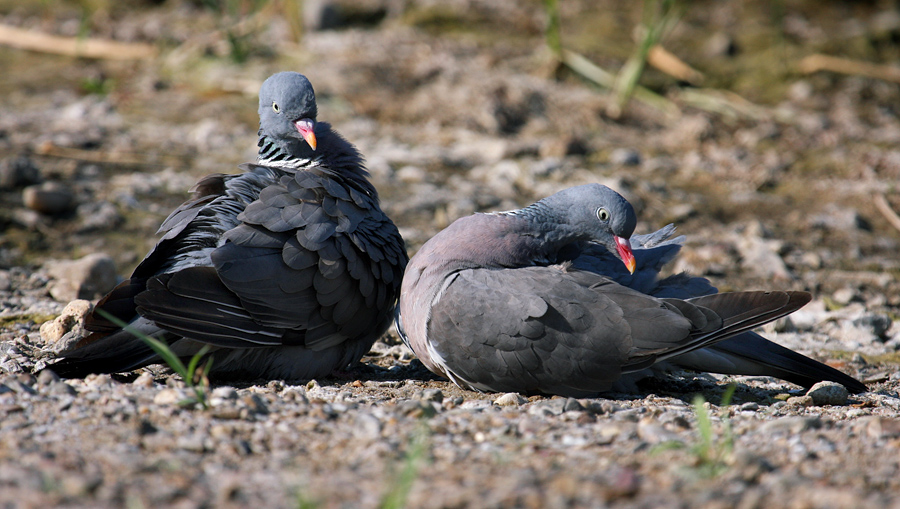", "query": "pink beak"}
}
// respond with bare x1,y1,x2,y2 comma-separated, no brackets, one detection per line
615,236,636,274
293,118,317,151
